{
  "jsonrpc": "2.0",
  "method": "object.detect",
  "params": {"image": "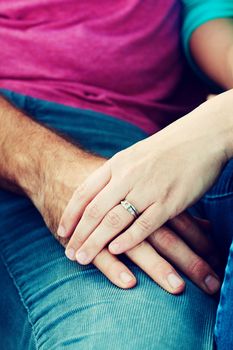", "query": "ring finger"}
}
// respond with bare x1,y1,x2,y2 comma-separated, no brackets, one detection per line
65,204,135,262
